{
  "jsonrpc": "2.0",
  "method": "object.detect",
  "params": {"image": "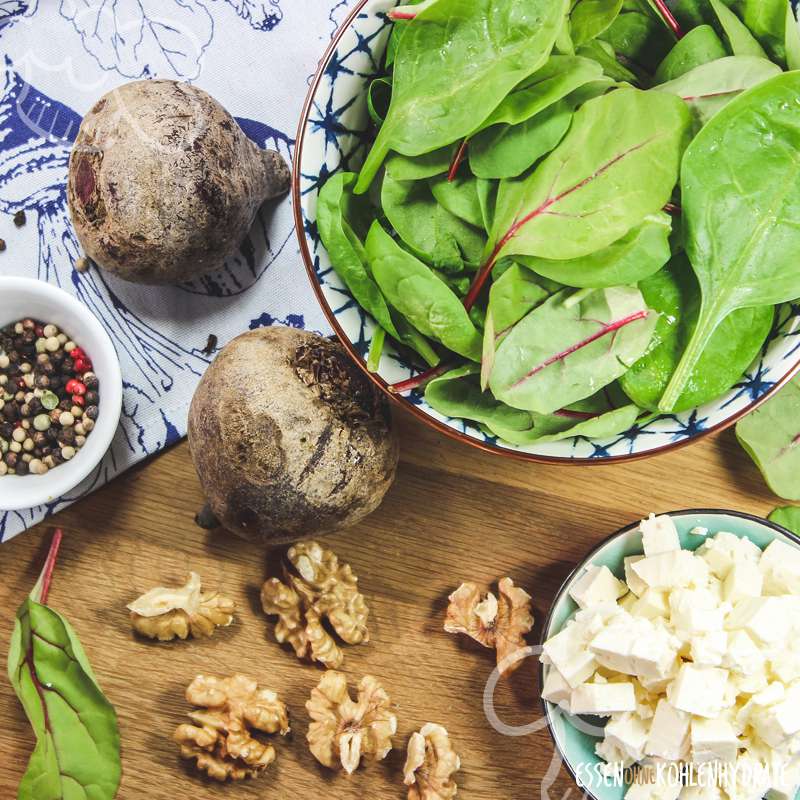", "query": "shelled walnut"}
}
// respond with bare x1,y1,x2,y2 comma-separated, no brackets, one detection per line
306,671,396,774
127,572,235,641
261,541,368,668
175,674,289,781
404,724,461,800
444,577,533,676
